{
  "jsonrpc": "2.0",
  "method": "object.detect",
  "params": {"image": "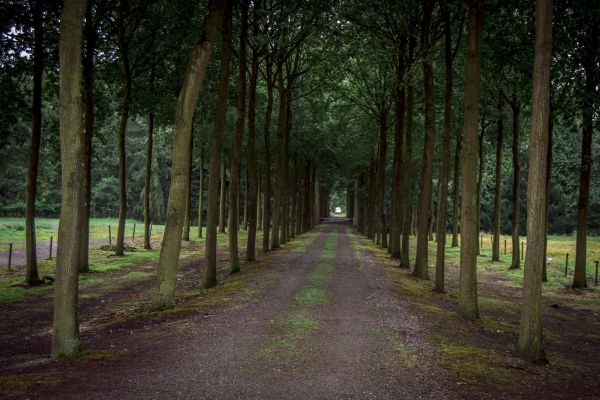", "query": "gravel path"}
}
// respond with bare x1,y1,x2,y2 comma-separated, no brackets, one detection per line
30,220,455,399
